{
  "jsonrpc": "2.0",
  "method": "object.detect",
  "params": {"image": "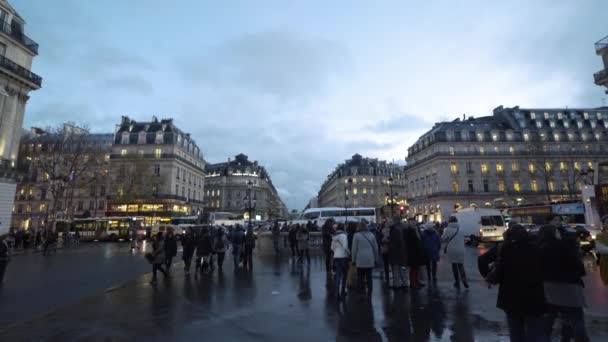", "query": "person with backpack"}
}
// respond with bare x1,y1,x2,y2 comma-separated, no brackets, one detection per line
195,227,213,276
331,223,349,301
243,227,256,270
213,228,229,271
164,231,178,271
0,235,10,286
181,229,196,275
231,225,245,269
441,216,468,289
